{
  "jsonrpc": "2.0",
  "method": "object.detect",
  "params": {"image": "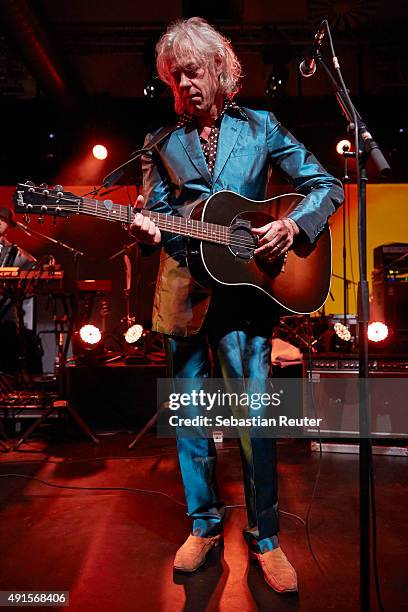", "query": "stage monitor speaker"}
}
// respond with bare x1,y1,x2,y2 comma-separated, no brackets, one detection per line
372,277,408,333
66,363,166,428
